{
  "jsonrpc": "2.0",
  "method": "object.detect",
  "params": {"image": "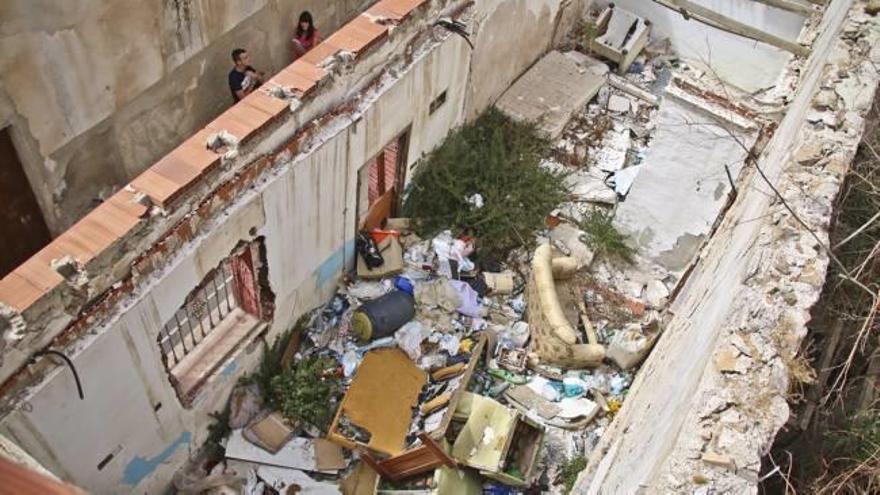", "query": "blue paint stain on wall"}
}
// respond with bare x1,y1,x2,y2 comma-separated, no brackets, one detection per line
220,360,238,376
315,240,355,288
122,431,191,487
